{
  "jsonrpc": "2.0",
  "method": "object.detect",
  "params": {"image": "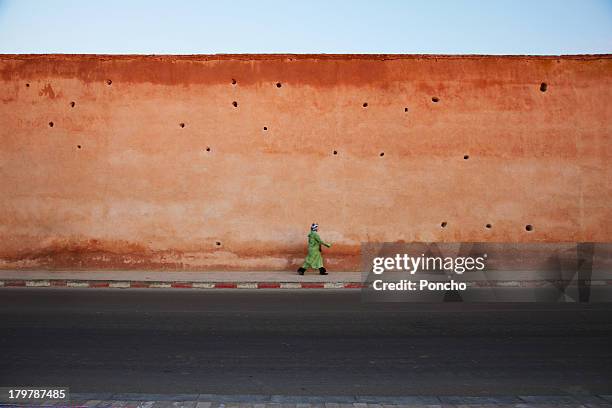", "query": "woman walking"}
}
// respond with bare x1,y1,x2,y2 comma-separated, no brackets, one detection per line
297,223,332,275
